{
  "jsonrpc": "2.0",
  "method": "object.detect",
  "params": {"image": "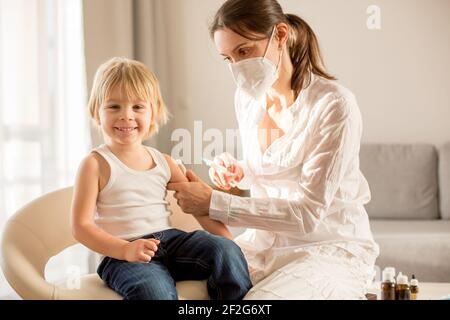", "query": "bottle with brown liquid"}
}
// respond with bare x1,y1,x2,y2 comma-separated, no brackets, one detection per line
381,268,395,300
410,275,419,300
395,272,410,300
